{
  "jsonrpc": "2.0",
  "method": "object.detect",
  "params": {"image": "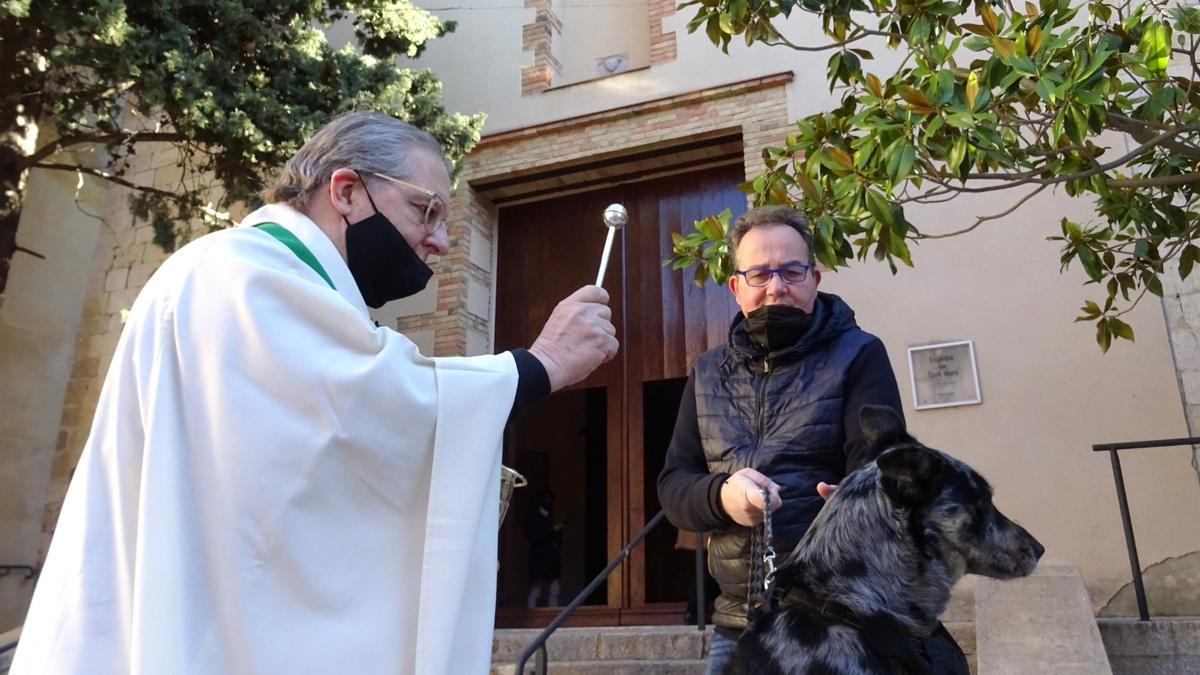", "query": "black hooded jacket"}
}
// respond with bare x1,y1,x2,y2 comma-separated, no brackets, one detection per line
656,292,904,632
